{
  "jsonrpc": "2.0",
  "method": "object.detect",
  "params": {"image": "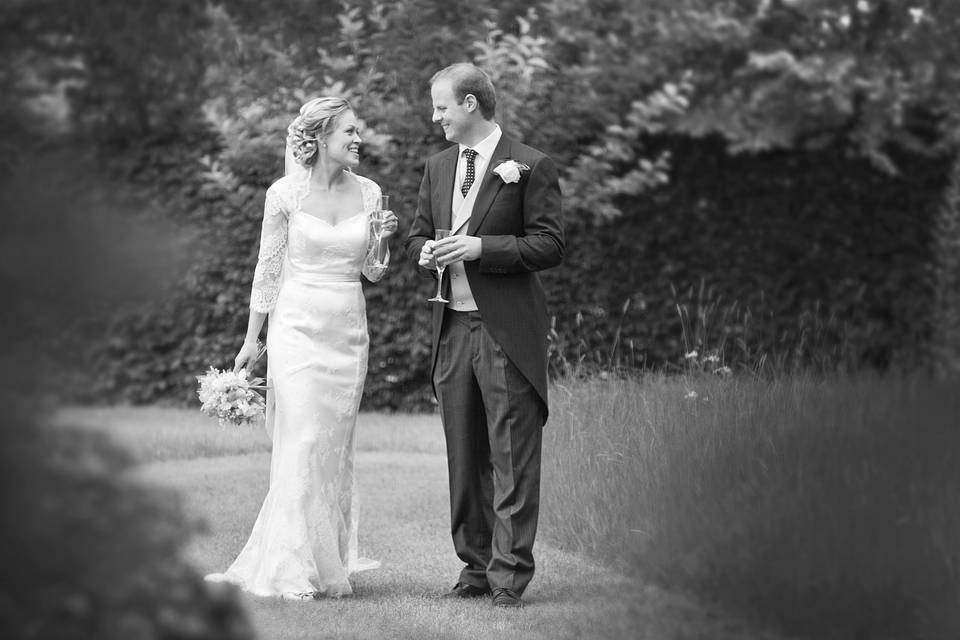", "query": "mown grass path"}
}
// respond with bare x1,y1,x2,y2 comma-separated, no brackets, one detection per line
60,407,787,640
